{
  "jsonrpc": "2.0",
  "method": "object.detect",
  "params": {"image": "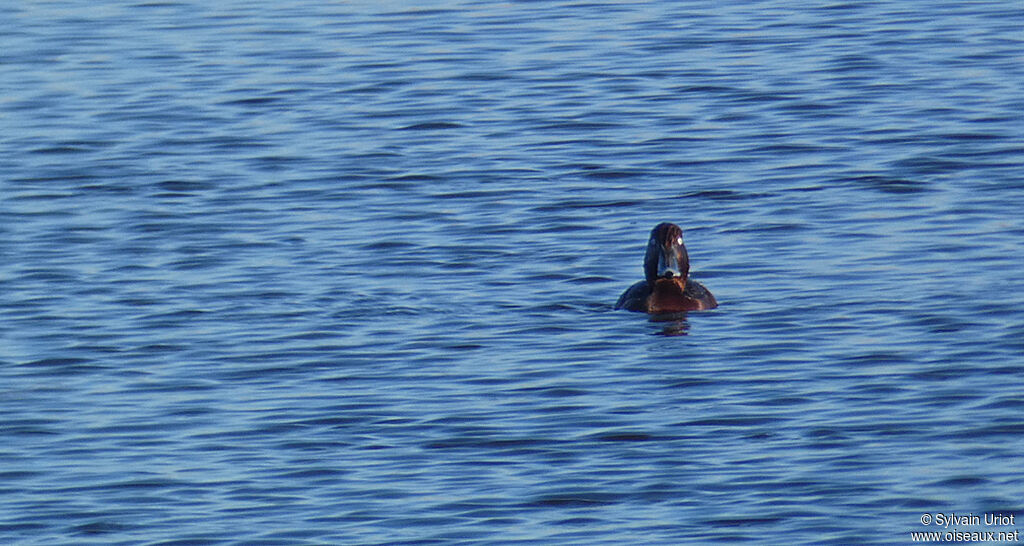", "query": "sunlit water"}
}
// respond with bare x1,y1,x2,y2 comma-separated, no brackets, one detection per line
3,1,1024,544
